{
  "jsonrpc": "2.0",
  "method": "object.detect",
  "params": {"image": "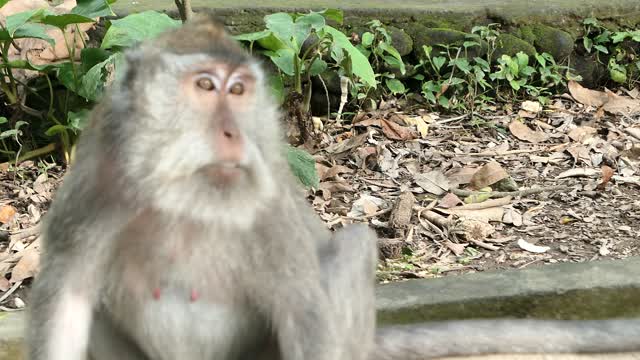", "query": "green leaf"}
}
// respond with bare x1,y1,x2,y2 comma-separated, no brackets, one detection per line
432,56,446,71
41,14,94,29
515,52,529,69
268,48,296,76
67,110,91,132
0,129,19,139
79,58,109,101
3,23,55,45
378,42,405,74
362,32,374,47
45,124,69,137
0,116,7,124
233,30,271,42
452,58,471,73
57,63,78,92
385,78,405,94
308,58,327,76
473,57,490,71
0,0,9,9
72,0,115,18
286,145,319,189
323,26,376,88
611,32,629,43
77,52,120,100
583,37,593,52
318,8,343,24
80,47,111,73
101,11,181,49
6,9,45,36
593,44,609,54
265,13,295,50
292,13,324,51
